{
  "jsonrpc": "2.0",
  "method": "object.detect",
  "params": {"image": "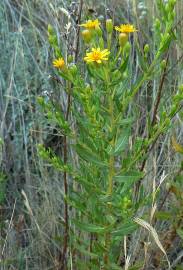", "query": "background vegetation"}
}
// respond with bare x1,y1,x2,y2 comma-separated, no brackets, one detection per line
0,0,183,269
